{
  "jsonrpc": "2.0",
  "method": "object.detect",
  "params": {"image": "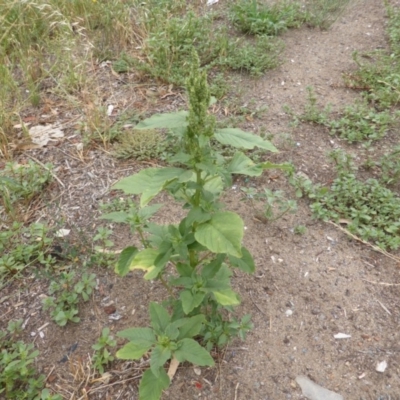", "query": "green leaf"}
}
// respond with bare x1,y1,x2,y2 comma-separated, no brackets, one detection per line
135,111,188,131
150,302,171,333
116,327,156,359
117,327,156,343
201,254,225,279
115,246,138,276
227,152,265,177
195,211,243,257
228,247,255,273
203,175,224,195
141,168,188,206
139,367,170,400
117,341,153,360
212,289,240,306
150,345,172,377
180,290,206,314
127,248,160,279
176,315,206,340
174,338,215,366
215,128,278,151
100,211,130,223
113,168,158,194
139,204,164,219
258,161,294,173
